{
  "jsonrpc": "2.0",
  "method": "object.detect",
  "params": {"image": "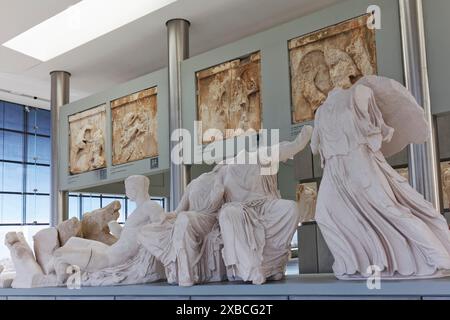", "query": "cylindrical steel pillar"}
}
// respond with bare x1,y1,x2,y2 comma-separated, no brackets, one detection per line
399,0,441,211
167,19,190,210
50,71,71,226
